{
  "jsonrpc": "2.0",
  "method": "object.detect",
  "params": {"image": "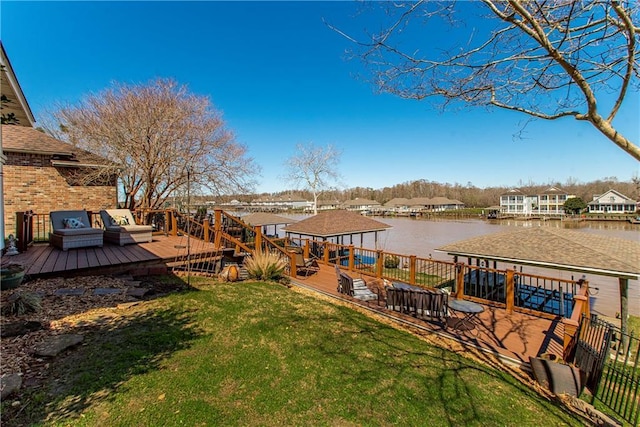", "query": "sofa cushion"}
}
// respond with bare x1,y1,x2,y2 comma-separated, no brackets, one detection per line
105,224,152,233
53,227,103,236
